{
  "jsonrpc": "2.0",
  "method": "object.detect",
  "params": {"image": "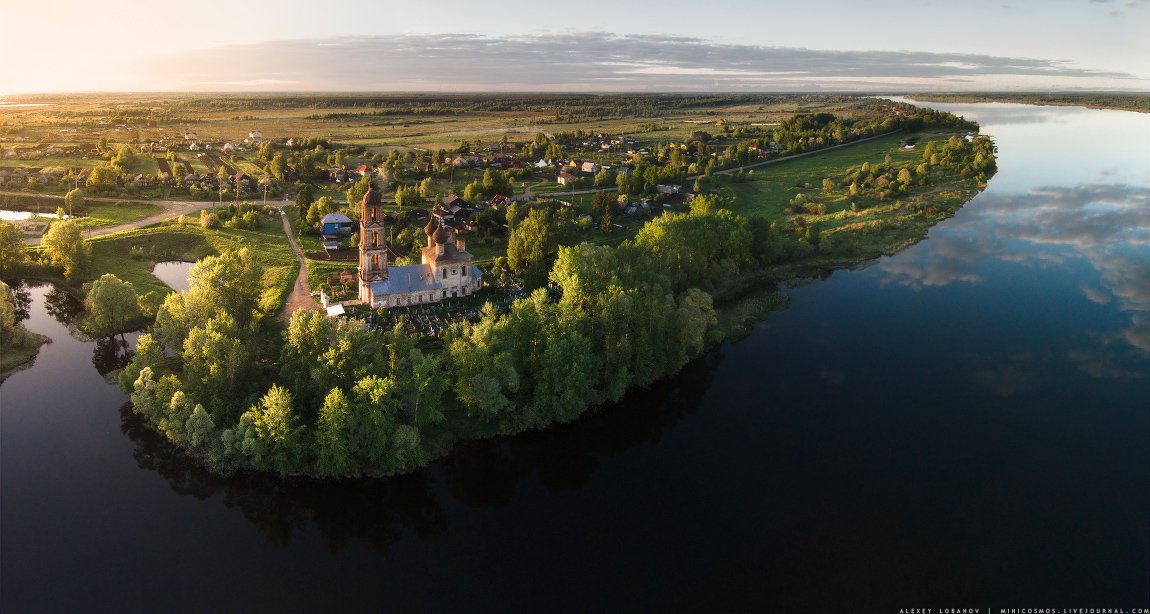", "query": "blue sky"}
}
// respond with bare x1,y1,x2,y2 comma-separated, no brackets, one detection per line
1,0,1146,93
